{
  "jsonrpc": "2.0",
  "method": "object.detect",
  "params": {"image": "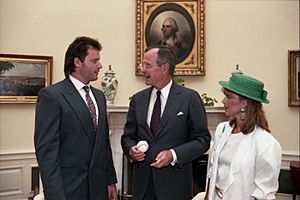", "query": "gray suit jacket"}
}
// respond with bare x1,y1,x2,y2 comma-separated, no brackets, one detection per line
121,83,211,200
34,78,117,200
